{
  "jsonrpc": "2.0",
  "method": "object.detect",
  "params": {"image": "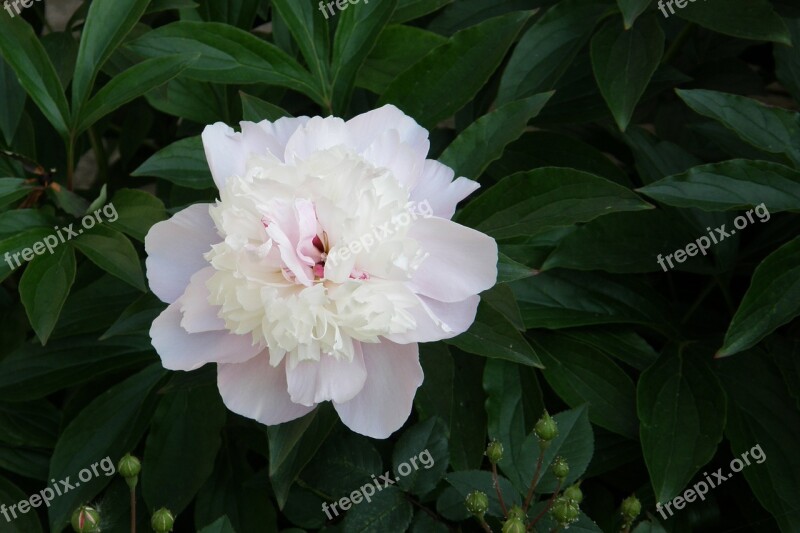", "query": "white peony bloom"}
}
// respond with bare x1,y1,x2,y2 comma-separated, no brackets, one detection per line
145,105,497,438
